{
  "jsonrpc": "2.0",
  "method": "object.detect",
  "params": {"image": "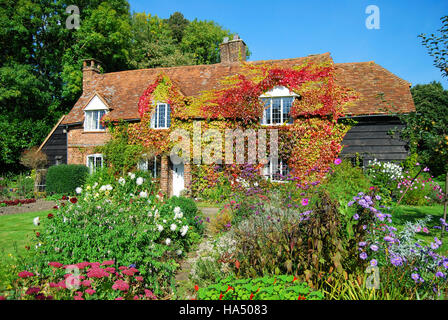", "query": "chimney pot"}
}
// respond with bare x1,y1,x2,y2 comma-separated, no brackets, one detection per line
82,58,102,93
